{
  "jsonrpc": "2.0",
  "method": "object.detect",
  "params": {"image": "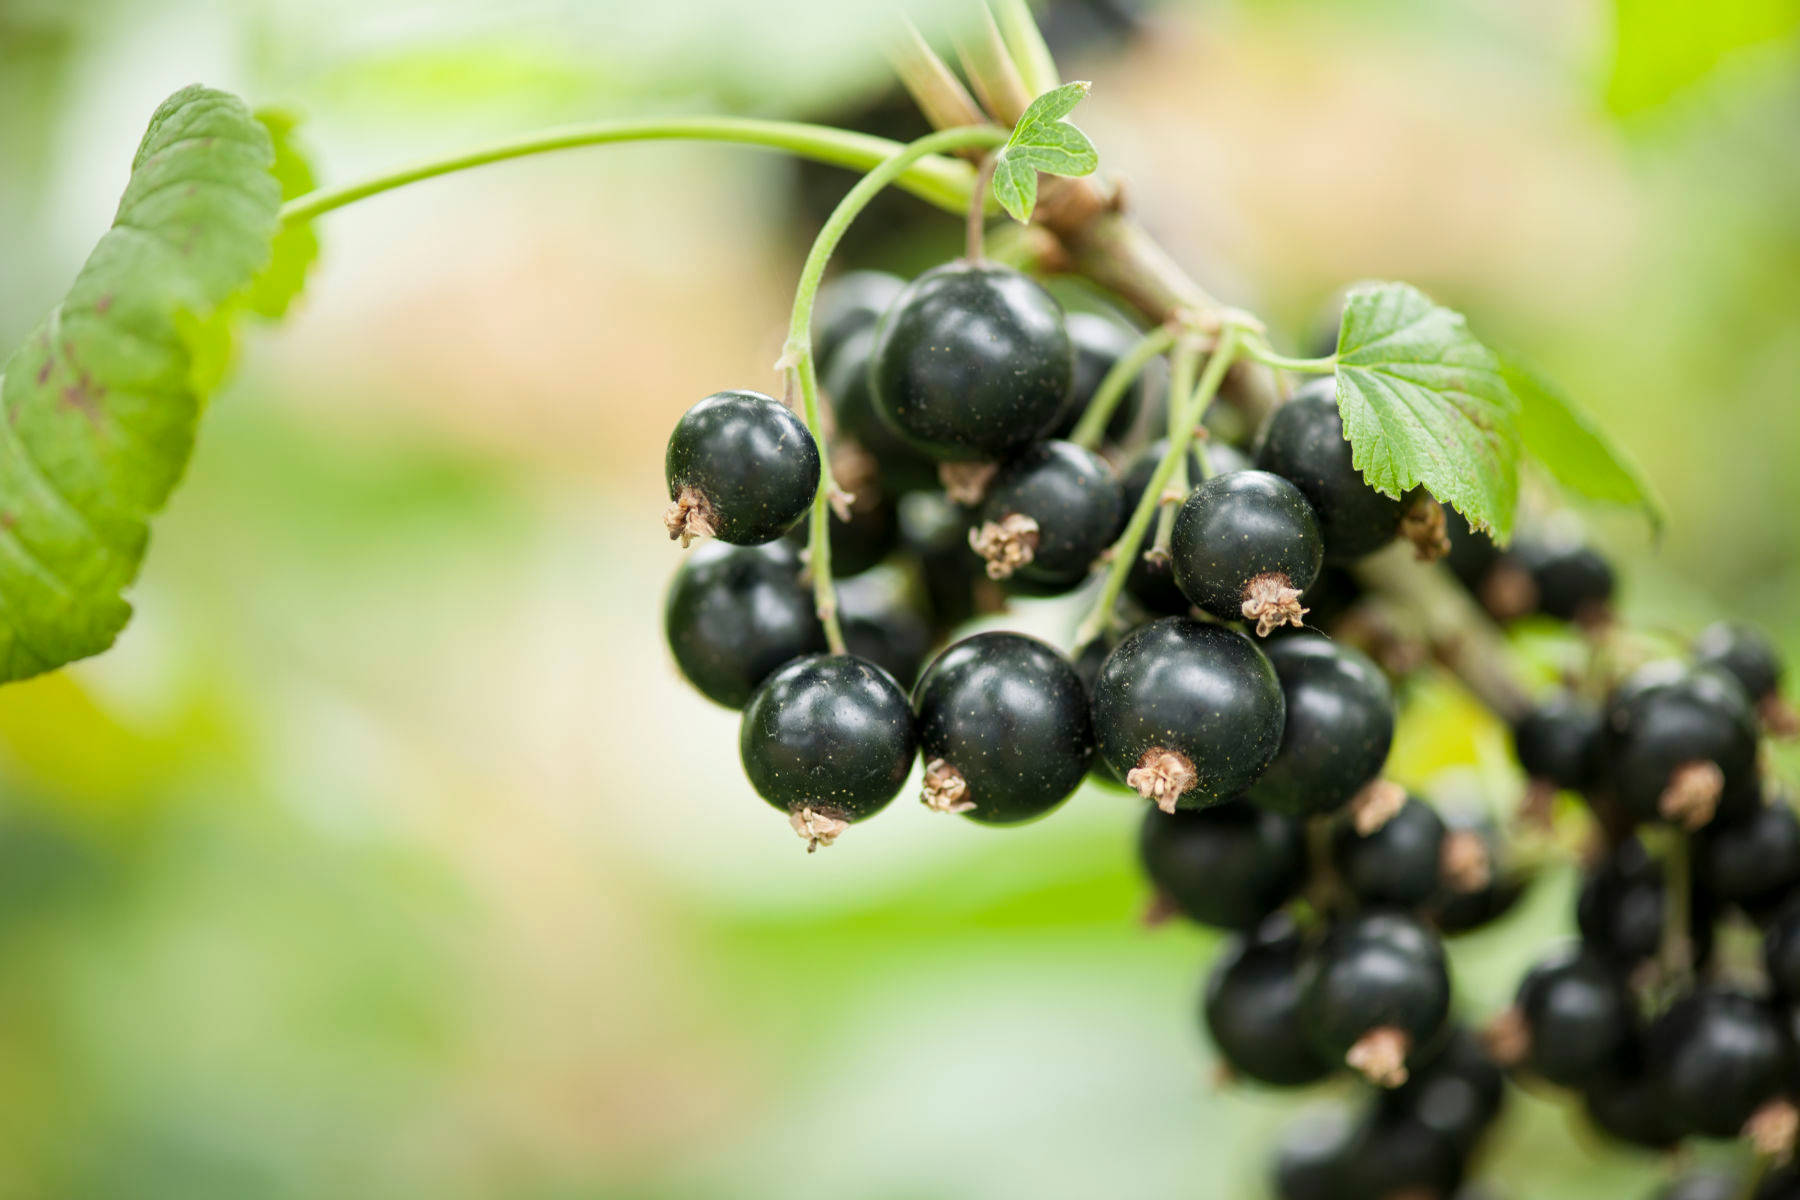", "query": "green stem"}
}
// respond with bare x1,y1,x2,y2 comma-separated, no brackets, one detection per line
1652,826,1694,994
280,116,982,224
1149,339,1201,558
1075,325,1242,648
1239,337,1336,374
782,123,1010,654
1067,322,1179,450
